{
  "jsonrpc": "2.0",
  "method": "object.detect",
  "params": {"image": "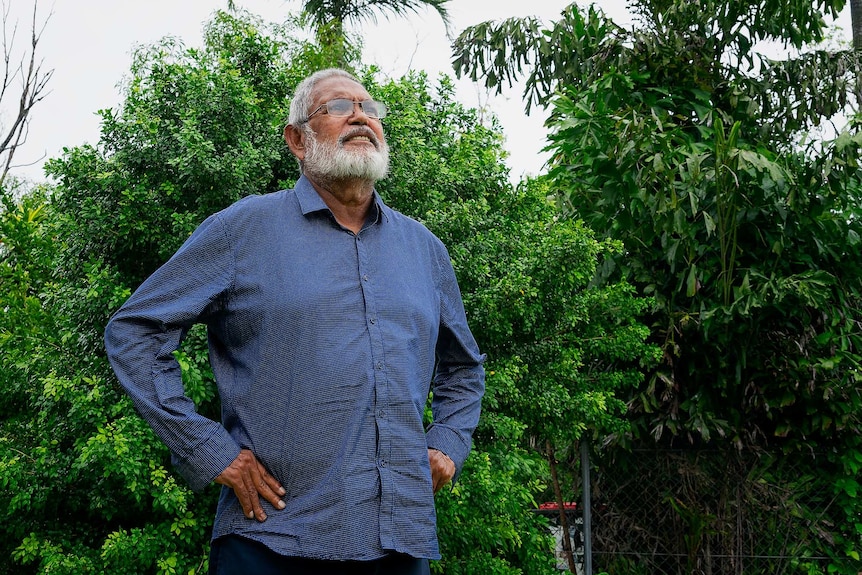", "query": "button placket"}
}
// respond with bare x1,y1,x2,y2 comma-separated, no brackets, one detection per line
355,232,391,481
